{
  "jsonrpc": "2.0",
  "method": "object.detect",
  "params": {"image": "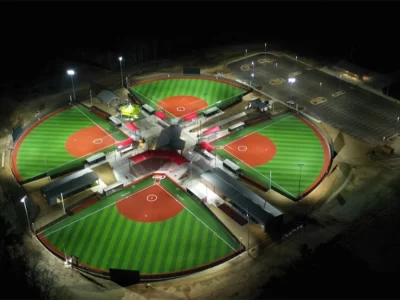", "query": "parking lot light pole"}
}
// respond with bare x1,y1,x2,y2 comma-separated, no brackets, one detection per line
66,70,76,101
288,77,296,99
118,56,123,89
320,82,322,89
245,49,247,57
339,74,343,91
250,73,254,86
